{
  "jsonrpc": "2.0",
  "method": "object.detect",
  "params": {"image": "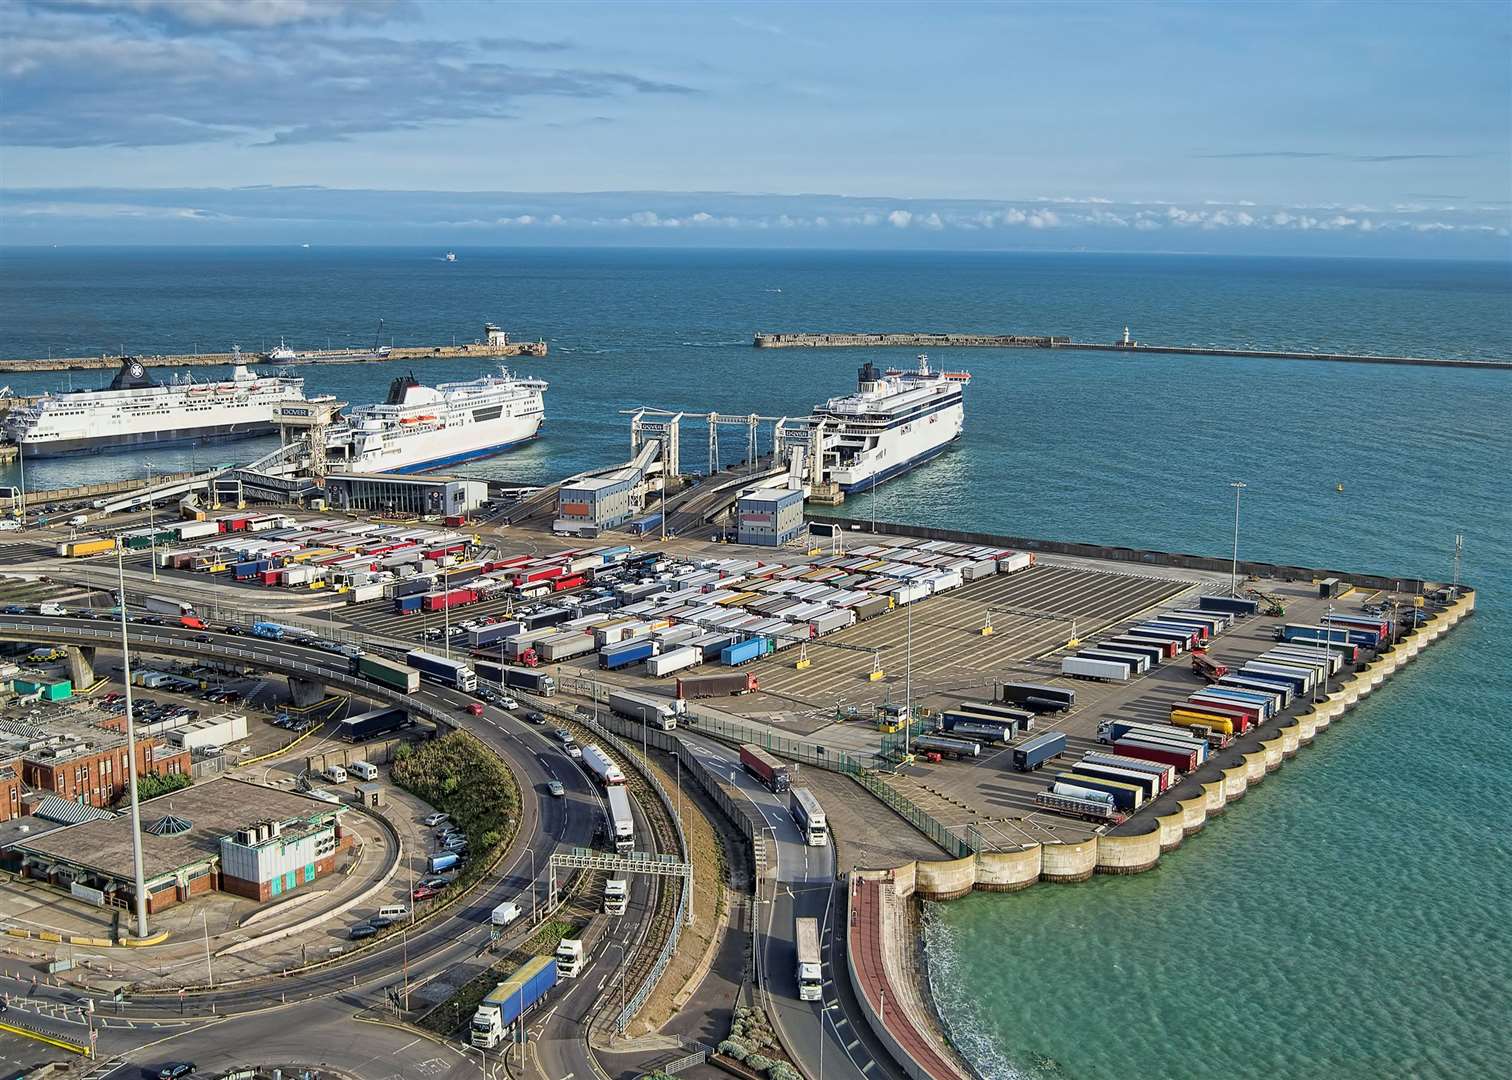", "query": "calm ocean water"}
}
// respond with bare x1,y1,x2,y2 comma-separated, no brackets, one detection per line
3,248,1509,1077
